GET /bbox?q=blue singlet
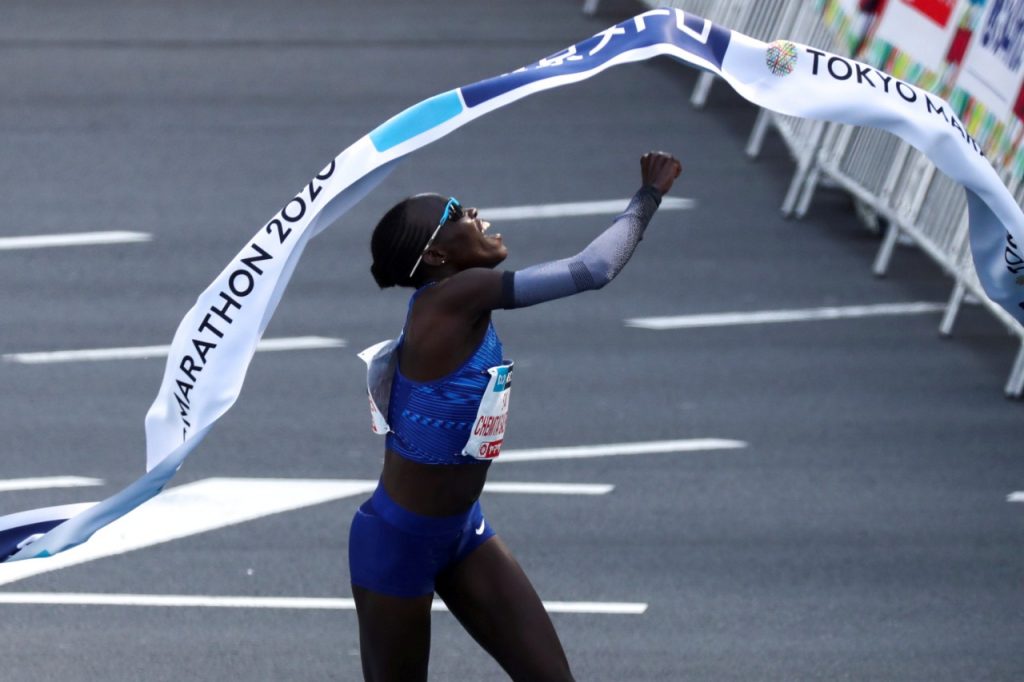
[385,287,504,465]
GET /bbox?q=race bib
[462,361,514,460]
[357,338,399,435]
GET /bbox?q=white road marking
[0,592,647,615]
[625,302,947,330]
[484,482,613,495]
[0,231,151,251]
[537,601,646,615]
[0,477,377,587]
[1008,492,1024,503]
[497,438,746,463]
[3,336,346,364]
[480,197,693,221]
[0,477,104,493]
[0,477,615,586]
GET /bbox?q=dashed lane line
[3,336,346,364]
[483,482,613,494]
[480,197,694,221]
[0,477,103,493]
[498,438,746,462]
[0,231,151,251]
[625,302,947,330]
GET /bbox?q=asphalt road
[0,1,1022,680]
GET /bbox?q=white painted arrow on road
[0,477,612,587]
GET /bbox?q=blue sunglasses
[408,197,463,278]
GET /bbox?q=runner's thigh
[435,536,574,682]
[352,584,433,682]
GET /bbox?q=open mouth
[480,220,501,241]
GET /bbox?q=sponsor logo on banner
[805,48,984,156]
[766,41,798,76]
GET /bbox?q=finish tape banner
[2,9,1022,562]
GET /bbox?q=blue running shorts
[349,485,496,597]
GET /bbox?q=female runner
[352,151,682,681]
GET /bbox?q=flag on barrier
[2,8,1023,563]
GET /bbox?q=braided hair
[370,194,446,288]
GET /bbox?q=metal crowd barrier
[941,173,1024,396]
[782,92,1024,396]
[584,0,1024,396]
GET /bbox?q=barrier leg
[854,198,882,234]
[938,281,966,336]
[746,109,771,159]
[781,122,825,217]
[1005,341,1024,398]
[873,221,902,277]
[690,72,715,109]
[794,164,821,218]
[582,0,600,15]
[782,166,808,217]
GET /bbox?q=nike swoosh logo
[475,519,486,535]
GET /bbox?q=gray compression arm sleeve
[502,185,662,309]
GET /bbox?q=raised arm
[503,151,682,310]
[505,181,662,309]
[425,152,681,315]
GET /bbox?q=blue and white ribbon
[2,9,1022,562]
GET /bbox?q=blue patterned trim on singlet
[385,286,504,465]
